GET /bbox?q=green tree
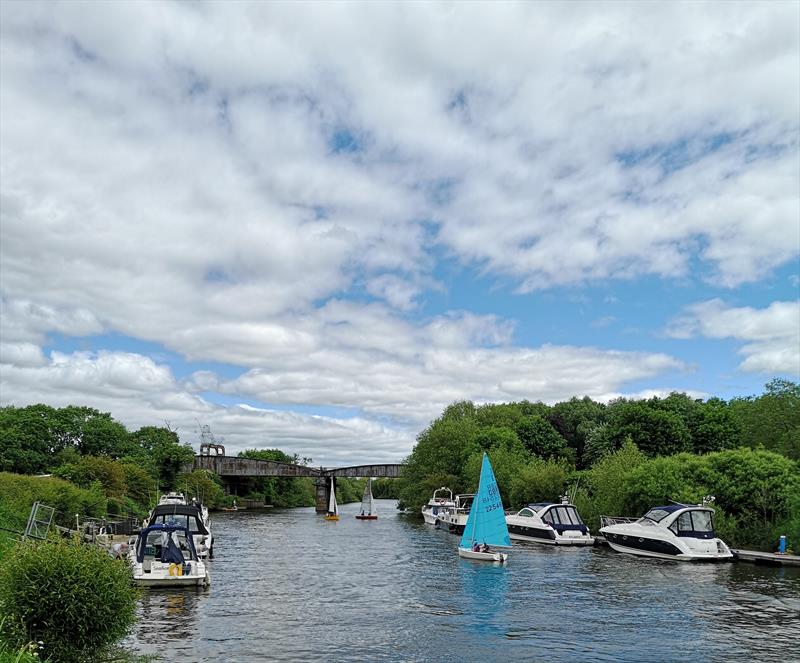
[52,456,127,498]
[515,415,571,461]
[730,379,800,460]
[510,459,569,509]
[548,396,606,467]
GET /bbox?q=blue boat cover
[460,453,511,549]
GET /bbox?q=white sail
[327,477,338,515]
[360,478,375,516]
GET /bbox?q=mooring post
[314,476,329,513]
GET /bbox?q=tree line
[397,379,800,551]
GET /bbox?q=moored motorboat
[144,502,213,558]
[600,499,733,561]
[505,499,594,546]
[129,524,210,587]
[421,487,455,525]
[437,494,474,534]
[158,491,187,505]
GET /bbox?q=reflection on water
[125,500,800,662]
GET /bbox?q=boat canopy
[539,504,589,534]
[135,524,199,563]
[148,505,209,534]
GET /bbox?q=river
[125,499,800,662]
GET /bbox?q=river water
[125,499,800,662]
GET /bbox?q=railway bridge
[189,454,403,513]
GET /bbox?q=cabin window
[543,510,556,525]
[689,510,714,532]
[518,509,534,518]
[643,509,671,522]
[677,512,693,532]
[555,507,575,525]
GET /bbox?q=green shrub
[509,459,569,509]
[0,538,138,662]
[0,473,107,530]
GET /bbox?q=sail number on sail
[482,482,503,511]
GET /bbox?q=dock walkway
[732,549,800,567]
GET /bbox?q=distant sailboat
[458,453,511,562]
[324,477,339,521]
[355,478,378,520]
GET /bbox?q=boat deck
[732,549,800,567]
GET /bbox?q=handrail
[599,515,638,528]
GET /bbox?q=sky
[0,1,798,467]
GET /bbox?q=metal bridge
[188,455,403,512]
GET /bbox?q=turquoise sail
[459,453,511,549]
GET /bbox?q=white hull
[509,532,594,546]
[422,511,438,525]
[605,539,733,561]
[458,547,507,563]
[133,574,210,587]
[132,562,210,587]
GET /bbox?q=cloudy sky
[1,1,798,466]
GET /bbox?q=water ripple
[125,500,800,662]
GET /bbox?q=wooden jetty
[732,549,800,567]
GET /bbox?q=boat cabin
[640,505,717,540]
[135,524,200,565]
[146,504,210,536]
[518,502,590,535]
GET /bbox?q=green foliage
[371,478,399,499]
[548,396,606,467]
[176,470,225,508]
[573,439,647,530]
[0,538,138,662]
[730,378,800,460]
[509,459,569,509]
[515,415,571,462]
[53,456,127,498]
[0,473,107,530]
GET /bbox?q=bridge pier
[315,476,335,513]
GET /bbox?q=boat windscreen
[642,508,672,523]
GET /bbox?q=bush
[509,459,569,509]
[0,538,138,662]
[0,473,107,530]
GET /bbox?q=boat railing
[599,515,638,529]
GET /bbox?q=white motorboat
[600,500,733,561]
[421,487,455,525]
[144,502,214,558]
[437,494,474,534]
[158,491,187,505]
[129,524,210,587]
[505,500,594,546]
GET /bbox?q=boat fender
[168,563,184,577]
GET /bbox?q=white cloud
[0,2,796,462]
[667,299,800,374]
[0,348,412,465]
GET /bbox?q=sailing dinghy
[458,453,511,563]
[355,478,378,520]
[324,477,339,521]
